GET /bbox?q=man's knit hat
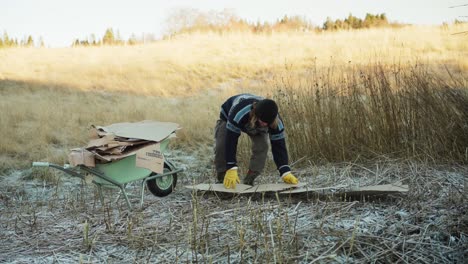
[255,99,278,124]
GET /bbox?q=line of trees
[70,11,423,47]
[72,28,122,46]
[163,9,403,37]
[164,8,316,36]
[0,32,44,48]
[323,13,395,30]
[2,10,464,48]
[0,28,155,48]
[72,28,158,47]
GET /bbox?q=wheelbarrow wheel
[146,162,177,197]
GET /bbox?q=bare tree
[164,8,200,36]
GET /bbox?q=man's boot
[216,171,225,184]
[243,170,260,186]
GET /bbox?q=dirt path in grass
[0,151,466,263]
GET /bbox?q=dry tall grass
[274,63,468,164]
[0,24,467,170]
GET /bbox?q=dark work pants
[214,119,269,175]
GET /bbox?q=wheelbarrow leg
[140,179,147,208]
[97,184,105,206]
[119,185,133,211]
[114,184,127,204]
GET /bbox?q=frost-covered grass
[1,157,466,263]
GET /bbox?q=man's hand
[223,168,240,189]
[282,172,298,184]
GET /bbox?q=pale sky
[1,0,466,47]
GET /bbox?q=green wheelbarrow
[32,138,183,210]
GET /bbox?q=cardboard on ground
[185,184,254,193]
[340,182,409,196]
[185,183,306,193]
[279,184,348,194]
[186,182,408,196]
[279,182,408,195]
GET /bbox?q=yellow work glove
[223,167,240,189]
[282,172,298,184]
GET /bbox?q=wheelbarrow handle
[32,162,50,167]
[32,162,73,169]
[32,162,86,181]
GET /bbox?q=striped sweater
[219,94,291,176]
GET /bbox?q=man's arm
[269,117,291,175]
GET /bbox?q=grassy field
[0,24,467,263]
[0,24,467,171]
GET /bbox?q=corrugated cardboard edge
[93,120,180,142]
[68,148,96,167]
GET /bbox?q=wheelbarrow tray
[92,154,151,185]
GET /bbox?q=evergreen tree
[3,31,11,47]
[102,28,115,45]
[323,17,335,30]
[324,13,392,31]
[26,35,34,46]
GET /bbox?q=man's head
[255,99,278,125]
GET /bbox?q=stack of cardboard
[68,120,180,173]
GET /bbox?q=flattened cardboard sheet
[344,182,409,196]
[94,120,180,142]
[280,184,347,194]
[242,183,306,193]
[186,182,409,196]
[279,182,408,195]
[86,135,115,149]
[98,142,155,161]
[185,183,306,193]
[185,184,253,193]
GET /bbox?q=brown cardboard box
[68,148,96,167]
[135,143,164,174]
